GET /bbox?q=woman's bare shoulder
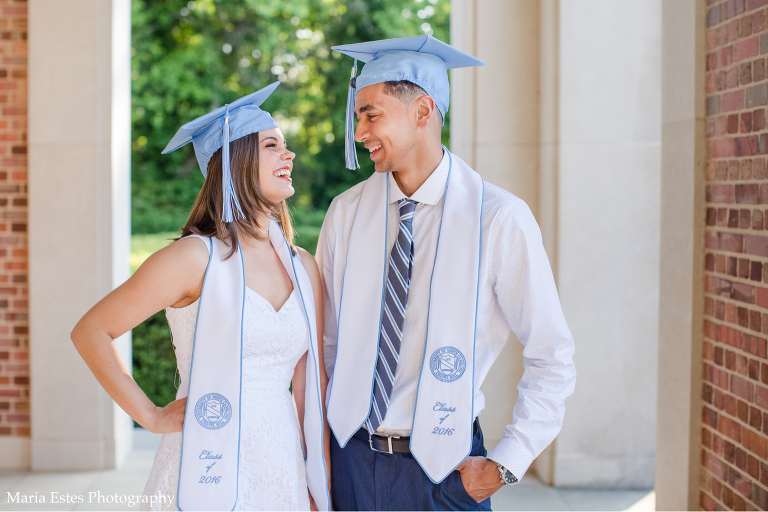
[296,247,320,282]
[134,235,210,282]
[172,235,211,259]
[296,247,318,270]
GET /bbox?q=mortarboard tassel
[221,105,245,223]
[344,59,359,171]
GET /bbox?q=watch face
[503,470,517,485]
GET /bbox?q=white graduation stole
[327,150,484,483]
[177,221,331,511]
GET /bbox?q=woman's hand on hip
[146,397,187,433]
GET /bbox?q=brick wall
[703,0,768,509]
[0,0,28,438]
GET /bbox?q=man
[316,35,576,511]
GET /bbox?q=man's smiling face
[353,82,418,174]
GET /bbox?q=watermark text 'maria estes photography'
[6,490,174,508]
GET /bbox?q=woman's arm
[298,248,332,502]
[70,236,210,433]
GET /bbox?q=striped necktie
[368,198,417,433]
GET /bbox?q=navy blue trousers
[330,423,492,511]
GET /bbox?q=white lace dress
[141,287,311,511]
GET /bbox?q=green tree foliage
[131,0,450,409]
[131,0,450,234]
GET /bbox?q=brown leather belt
[353,419,480,455]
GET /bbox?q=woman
[70,82,331,511]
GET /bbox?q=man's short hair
[383,80,443,124]
[383,80,427,104]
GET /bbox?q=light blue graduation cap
[331,35,485,170]
[162,81,281,223]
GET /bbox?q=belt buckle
[368,432,399,454]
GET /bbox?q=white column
[451,0,540,452]
[28,0,132,470]
[452,0,662,487]
[532,0,560,483]
[552,0,661,488]
[656,0,706,509]
[452,0,541,212]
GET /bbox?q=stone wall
[702,0,768,509]
[0,0,28,440]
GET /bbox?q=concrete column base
[552,454,656,489]
[0,437,30,470]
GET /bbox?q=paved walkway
[1,429,654,511]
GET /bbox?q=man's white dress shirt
[316,150,576,479]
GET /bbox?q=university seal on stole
[429,347,466,382]
[194,393,232,430]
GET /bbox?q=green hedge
[132,311,177,411]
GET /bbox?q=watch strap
[492,461,518,486]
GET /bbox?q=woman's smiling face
[257,128,296,203]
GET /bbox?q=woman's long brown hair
[180,132,296,259]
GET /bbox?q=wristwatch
[493,461,518,486]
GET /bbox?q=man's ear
[415,95,438,128]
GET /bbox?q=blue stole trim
[279,230,332,510]
[175,237,215,510]
[177,230,330,510]
[176,237,245,510]
[177,238,244,511]
[327,174,390,447]
[409,149,484,482]
[327,148,484,483]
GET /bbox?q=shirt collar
[388,149,450,206]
